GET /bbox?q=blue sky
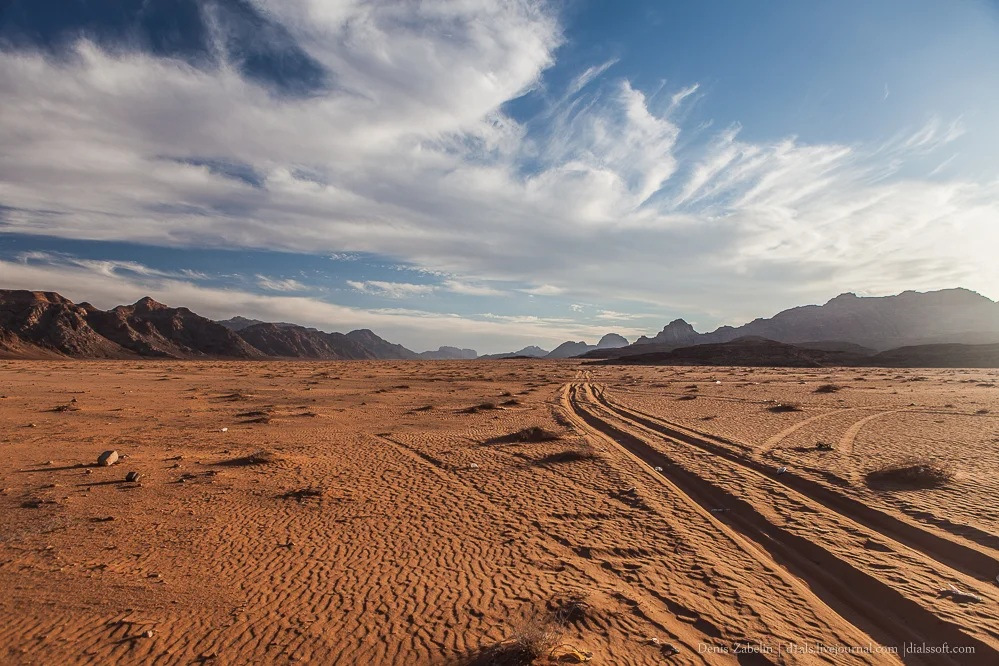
[1,1,997,353]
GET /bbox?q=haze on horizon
[1,0,998,353]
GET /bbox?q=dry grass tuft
[278,487,325,502]
[865,458,954,490]
[512,427,560,442]
[767,401,802,413]
[535,449,599,465]
[219,449,282,467]
[814,384,842,393]
[460,402,499,414]
[465,611,565,665]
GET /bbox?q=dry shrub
[552,591,590,624]
[515,427,560,442]
[460,402,499,414]
[814,384,842,394]
[676,395,697,401]
[279,487,324,502]
[865,458,954,490]
[536,449,598,465]
[466,612,564,665]
[219,450,281,467]
[767,402,802,413]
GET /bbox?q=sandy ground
[0,360,996,665]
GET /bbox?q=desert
[1,359,997,664]
[3,1,999,664]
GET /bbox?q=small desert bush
[865,458,954,490]
[814,384,842,394]
[767,402,802,413]
[536,448,599,465]
[512,427,560,442]
[677,395,697,401]
[219,449,282,466]
[468,612,564,665]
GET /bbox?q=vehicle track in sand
[594,383,999,581]
[564,377,998,664]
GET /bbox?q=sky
[1,0,998,354]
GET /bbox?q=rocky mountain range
[0,290,417,360]
[589,288,999,359]
[4,287,998,365]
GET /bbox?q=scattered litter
[939,584,982,603]
[715,380,721,385]
[776,466,788,475]
[648,638,679,655]
[653,466,663,472]
[549,643,593,663]
[97,450,119,466]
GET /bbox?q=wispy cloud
[346,280,435,299]
[256,275,307,292]
[566,58,618,96]
[519,284,565,296]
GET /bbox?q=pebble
[143,630,154,638]
[125,471,141,483]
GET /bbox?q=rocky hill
[344,329,419,360]
[0,291,260,359]
[477,346,549,360]
[0,290,420,360]
[598,337,867,367]
[545,334,630,358]
[235,323,375,359]
[418,346,478,360]
[0,291,130,358]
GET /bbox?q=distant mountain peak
[597,333,629,348]
[133,296,167,311]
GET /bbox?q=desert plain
[0,360,997,665]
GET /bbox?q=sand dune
[0,360,996,664]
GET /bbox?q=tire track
[838,409,910,456]
[568,381,998,664]
[596,386,999,582]
[559,384,903,664]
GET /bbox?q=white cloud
[596,310,647,321]
[441,280,506,296]
[519,284,565,296]
[256,275,307,292]
[0,0,996,332]
[346,280,436,299]
[566,58,618,96]
[0,254,643,353]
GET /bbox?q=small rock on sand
[125,471,141,483]
[98,450,119,466]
